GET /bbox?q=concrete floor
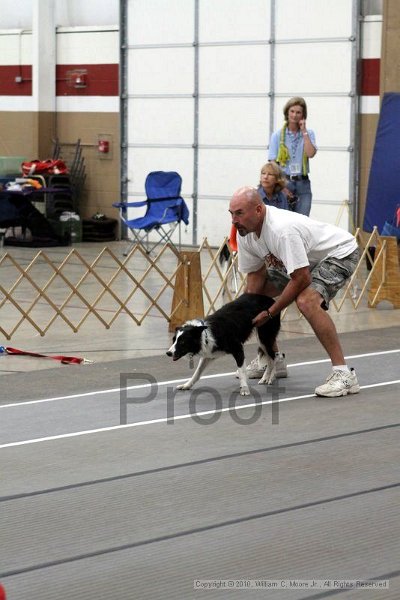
[0,241,399,599]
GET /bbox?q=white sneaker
[275,353,288,378]
[238,353,288,379]
[315,368,360,398]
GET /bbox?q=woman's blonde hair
[283,96,307,121]
[260,162,286,192]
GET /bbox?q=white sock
[333,365,350,373]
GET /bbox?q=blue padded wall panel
[363,93,400,233]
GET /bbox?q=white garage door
[121,0,358,246]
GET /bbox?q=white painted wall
[0,0,118,28]
[0,26,119,112]
[360,15,382,115]
[0,30,31,64]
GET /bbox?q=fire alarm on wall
[98,139,109,153]
[97,134,112,159]
[73,72,87,88]
[66,69,88,89]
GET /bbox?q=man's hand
[252,310,270,327]
[282,186,297,201]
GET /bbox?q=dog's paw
[258,371,276,385]
[176,382,193,391]
[240,386,251,396]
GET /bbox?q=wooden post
[169,251,204,331]
[368,236,400,308]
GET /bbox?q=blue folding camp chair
[113,171,189,255]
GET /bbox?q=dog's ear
[189,323,207,337]
[191,324,207,332]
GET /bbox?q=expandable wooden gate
[0,229,398,340]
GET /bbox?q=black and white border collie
[166,293,281,396]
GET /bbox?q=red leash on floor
[0,346,92,364]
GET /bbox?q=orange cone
[228,224,238,252]
[0,583,6,600]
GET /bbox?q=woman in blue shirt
[268,96,317,216]
[257,162,293,211]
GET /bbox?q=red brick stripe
[0,64,118,96]
[360,58,380,96]
[0,65,32,95]
[56,64,118,96]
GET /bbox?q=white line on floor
[0,348,399,409]
[0,380,399,449]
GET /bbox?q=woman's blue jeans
[286,178,312,216]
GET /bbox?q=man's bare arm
[246,266,281,297]
[252,266,311,326]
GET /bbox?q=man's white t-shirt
[237,205,358,276]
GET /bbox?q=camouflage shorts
[310,249,360,309]
[267,248,360,310]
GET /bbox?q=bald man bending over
[229,186,360,397]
